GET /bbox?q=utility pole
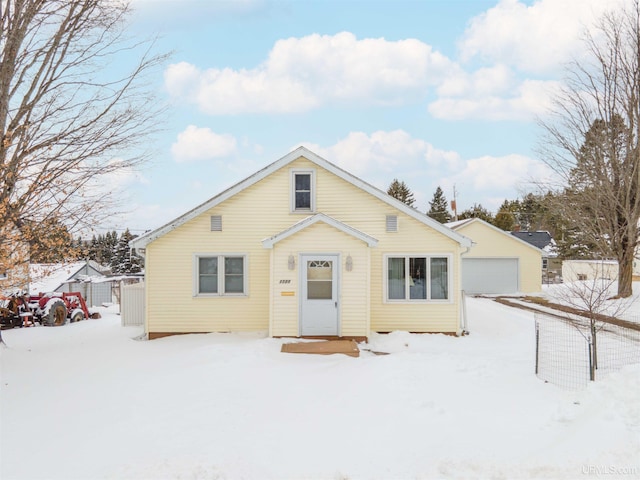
[451,185,458,221]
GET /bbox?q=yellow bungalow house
[131,147,473,340]
[447,218,545,294]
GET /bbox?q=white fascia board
[453,218,547,255]
[130,147,310,250]
[300,150,473,248]
[262,213,378,248]
[131,146,472,250]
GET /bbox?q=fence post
[591,322,598,371]
[535,320,539,376]
[588,336,595,382]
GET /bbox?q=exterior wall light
[345,254,353,272]
[288,254,296,270]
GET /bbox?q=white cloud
[441,153,554,211]
[429,77,561,121]
[459,0,624,74]
[131,0,270,26]
[164,32,457,114]
[298,130,462,208]
[103,158,149,187]
[299,130,553,212]
[171,125,237,162]
[301,129,460,180]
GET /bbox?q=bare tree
[0,0,166,286]
[539,0,640,298]
[551,262,632,379]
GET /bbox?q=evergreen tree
[85,231,118,267]
[458,203,494,223]
[494,199,519,231]
[387,179,416,207]
[110,230,142,274]
[426,186,451,223]
[24,218,76,263]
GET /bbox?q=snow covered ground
[1,296,639,480]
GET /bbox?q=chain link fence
[535,312,640,390]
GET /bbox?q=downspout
[459,245,472,335]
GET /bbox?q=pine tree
[494,199,519,231]
[110,230,142,274]
[387,179,416,207]
[24,218,76,263]
[458,203,494,223]
[426,186,451,223]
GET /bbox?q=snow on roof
[444,218,474,229]
[29,262,100,294]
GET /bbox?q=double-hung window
[386,255,450,301]
[291,170,315,212]
[195,254,247,296]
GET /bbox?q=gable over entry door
[300,254,339,336]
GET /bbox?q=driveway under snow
[1,297,639,479]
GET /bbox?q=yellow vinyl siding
[144,155,463,335]
[456,221,542,293]
[270,222,370,337]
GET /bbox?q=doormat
[281,339,360,357]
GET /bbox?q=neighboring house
[511,230,562,283]
[130,147,473,340]
[447,218,545,294]
[29,261,112,306]
[562,259,619,283]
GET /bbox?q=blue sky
[111,0,621,234]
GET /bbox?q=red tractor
[0,291,101,329]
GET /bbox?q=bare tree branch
[1,0,168,292]
[538,0,640,298]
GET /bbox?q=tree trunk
[617,247,635,298]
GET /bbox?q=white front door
[300,254,339,336]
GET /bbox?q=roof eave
[132,146,472,249]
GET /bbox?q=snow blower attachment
[0,291,100,329]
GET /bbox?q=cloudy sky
[114,0,621,234]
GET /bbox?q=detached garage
[461,257,519,294]
[447,218,545,294]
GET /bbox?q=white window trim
[290,168,316,213]
[383,253,453,304]
[193,253,248,297]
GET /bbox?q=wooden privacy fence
[120,281,145,327]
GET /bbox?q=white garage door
[462,258,519,294]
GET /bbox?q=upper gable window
[291,169,315,212]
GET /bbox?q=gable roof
[262,213,378,248]
[511,231,553,249]
[29,261,106,294]
[131,146,472,250]
[446,218,547,256]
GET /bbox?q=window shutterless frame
[193,253,248,297]
[383,254,453,303]
[290,168,316,213]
